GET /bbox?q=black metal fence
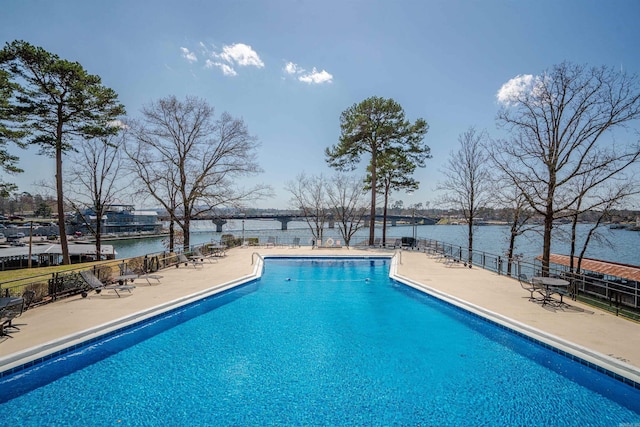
[414,238,639,318]
[0,246,209,307]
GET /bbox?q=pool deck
[1,247,639,381]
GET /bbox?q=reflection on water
[111,220,640,266]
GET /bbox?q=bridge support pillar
[328,219,335,228]
[212,219,227,232]
[277,217,292,231]
[390,219,397,226]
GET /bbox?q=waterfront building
[0,241,116,270]
[73,204,162,235]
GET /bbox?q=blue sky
[2,0,640,209]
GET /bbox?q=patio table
[532,277,570,306]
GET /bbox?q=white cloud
[107,119,127,129]
[496,74,534,105]
[184,42,263,77]
[180,47,198,63]
[299,68,333,84]
[219,43,264,68]
[205,59,237,76]
[283,61,333,84]
[284,61,302,75]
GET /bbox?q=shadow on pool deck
[1,247,639,377]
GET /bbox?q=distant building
[0,242,116,269]
[73,204,162,235]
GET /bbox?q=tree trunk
[542,210,553,276]
[467,217,473,267]
[56,122,70,265]
[506,209,519,276]
[506,232,516,276]
[382,187,389,246]
[369,147,377,245]
[169,221,175,253]
[95,211,102,260]
[183,218,190,252]
[569,214,578,273]
[542,170,556,276]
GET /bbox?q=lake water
[111,220,640,267]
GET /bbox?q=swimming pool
[1,257,639,425]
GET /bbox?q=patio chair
[79,270,135,298]
[289,237,301,248]
[0,296,25,337]
[265,236,276,248]
[518,274,537,301]
[178,253,204,269]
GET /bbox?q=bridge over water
[166,213,439,232]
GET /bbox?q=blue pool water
[1,258,639,426]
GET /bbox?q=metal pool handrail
[252,252,264,265]
[394,250,402,265]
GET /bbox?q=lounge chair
[178,253,204,268]
[79,270,135,298]
[194,247,217,263]
[138,272,163,285]
[113,263,138,285]
[207,242,227,257]
[265,236,276,248]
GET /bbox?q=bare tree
[65,132,125,259]
[124,95,269,251]
[326,174,369,247]
[437,127,492,266]
[567,174,639,273]
[493,62,640,274]
[494,181,536,275]
[286,173,330,245]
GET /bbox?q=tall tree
[325,96,429,245]
[368,147,425,246]
[493,62,640,274]
[0,40,125,264]
[437,127,491,267]
[66,132,125,259]
[124,95,268,251]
